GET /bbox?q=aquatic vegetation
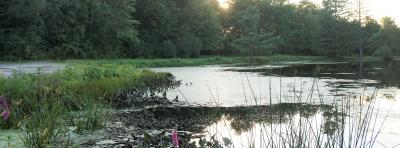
[66,55,326,68]
[0,63,181,147]
[98,75,387,148]
[18,100,68,148]
[66,103,108,134]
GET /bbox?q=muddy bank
[78,103,341,147]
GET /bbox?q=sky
[217,0,400,25]
[289,0,400,25]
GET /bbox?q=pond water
[0,61,64,77]
[0,130,23,147]
[151,60,400,147]
[1,60,399,147]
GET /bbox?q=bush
[373,46,394,60]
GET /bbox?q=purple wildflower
[0,96,10,121]
[1,111,9,121]
[0,96,8,109]
[172,130,179,148]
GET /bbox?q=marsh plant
[0,63,181,147]
[18,100,68,147]
[66,103,108,133]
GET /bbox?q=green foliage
[371,17,400,55]
[0,63,181,132]
[1,0,139,60]
[66,55,325,68]
[135,0,222,58]
[1,0,399,59]
[373,46,394,60]
[66,103,107,133]
[18,100,69,148]
[322,0,350,18]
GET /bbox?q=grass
[62,54,400,68]
[0,63,180,147]
[64,55,327,68]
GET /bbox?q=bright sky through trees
[217,0,231,9]
[290,0,400,24]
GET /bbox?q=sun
[217,0,230,9]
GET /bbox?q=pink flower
[1,111,10,121]
[172,130,179,148]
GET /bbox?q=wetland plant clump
[111,89,171,108]
[0,63,181,147]
[80,104,344,147]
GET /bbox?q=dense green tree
[0,0,44,60]
[363,17,381,55]
[372,17,400,54]
[296,0,322,55]
[319,0,360,57]
[135,0,222,58]
[1,0,139,60]
[233,5,279,58]
[259,4,299,54]
[353,0,368,56]
[0,0,398,60]
[322,0,350,18]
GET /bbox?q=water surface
[0,61,64,77]
[152,60,400,147]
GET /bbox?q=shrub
[373,46,394,60]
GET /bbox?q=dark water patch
[227,60,400,88]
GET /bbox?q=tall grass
[18,100,68,147]
[0,63,180,147]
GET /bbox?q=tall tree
[322,0,350,18]
[354,0,368,56]
[363,17,381,54]
[296,0,322,55]
[379,17,400,54]
[233,5,279,63]
[0,0,44,60]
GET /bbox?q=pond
[1,60,399,147]
[0,61,64,77]
[151,60,400,147]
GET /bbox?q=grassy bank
[64,55,397,68]
[2,55,391,68]
[65,55,328,68]
[0,63,180,147]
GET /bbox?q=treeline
[1,0,400,60]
